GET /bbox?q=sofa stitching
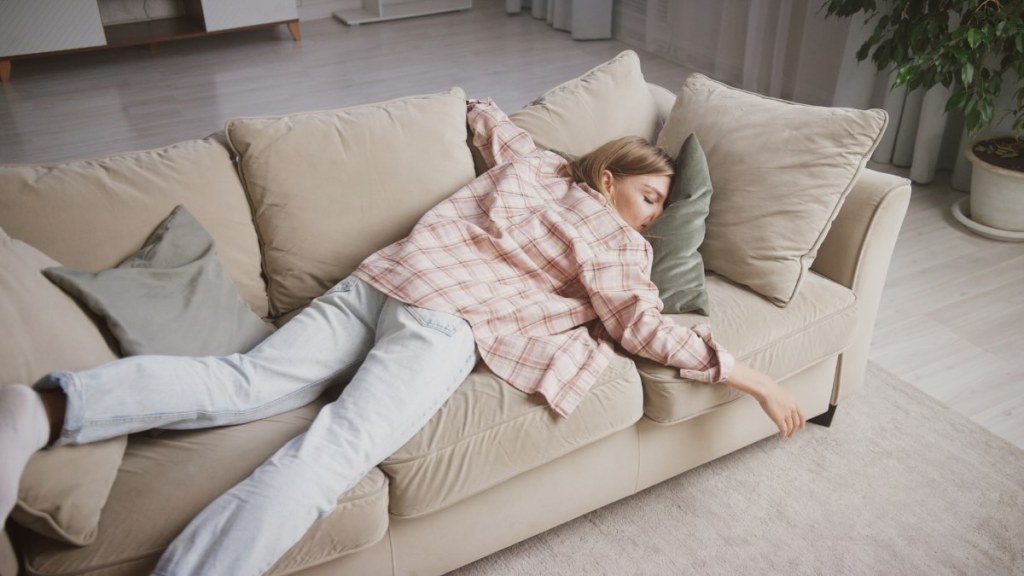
[636,282,858,382]
[382,355,635,465]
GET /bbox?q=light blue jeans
[36,276,477,576]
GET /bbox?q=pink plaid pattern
[356,99,733,416]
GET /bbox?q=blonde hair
[567,136,675,205]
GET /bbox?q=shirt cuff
[677,323,734,383]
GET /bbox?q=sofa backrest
[224,88,477,319]
[0,135,268,318]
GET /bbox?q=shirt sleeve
[467,98,537,168]
[579,246,734,383]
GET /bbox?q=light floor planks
[1,1,1021,448]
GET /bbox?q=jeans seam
[391,344,476,447]
[79,361,359,430]
[403,305,459,336]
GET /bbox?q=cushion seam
[388,403,642,519]
[636,284,857,381]
[384,358,634,465]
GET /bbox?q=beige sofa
[0,51,910,576]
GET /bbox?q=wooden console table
[0,0,300,83]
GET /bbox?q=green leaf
[961,61,975,86]
[856,44,871,63]
[966,108,982,134]
[968,28,982,49]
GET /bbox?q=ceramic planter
[952,142,1024,242]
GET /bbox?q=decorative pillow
[0,226,125,546]
[43,206,272,357]
[509,49,661,156]
[656,74,888,306]
[0,135,268,318]
[645,133,713,316]
[225,88,476,318]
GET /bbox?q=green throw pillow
[646,133,713,316]
[43,206,272,357]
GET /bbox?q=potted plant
[824,0,1024,240]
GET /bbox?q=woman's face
[603,171,671,232]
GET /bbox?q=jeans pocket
[403,305,465,337]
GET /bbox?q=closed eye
[643,184,667,205]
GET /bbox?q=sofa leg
[809,403,838,428]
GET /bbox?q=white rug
[449,363,1024,576]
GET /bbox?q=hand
[755,379,805,439]
[723,361,805,439]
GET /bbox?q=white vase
[952,144,1024,241]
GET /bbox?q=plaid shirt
[356,99,733,416]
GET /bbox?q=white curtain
[506,0,613,40]
[614,0,1022,191]
[615,0,849,105]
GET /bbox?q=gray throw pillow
[645,133,713,316]
[44,206,272,357]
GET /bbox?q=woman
[0,99,804,575]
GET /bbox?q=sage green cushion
[646,133,712,316]
[43,206,272,357]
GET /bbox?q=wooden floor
[1,1,1021,448]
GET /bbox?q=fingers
[781,413,795,439]
[778,405,804,439]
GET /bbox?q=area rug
[449,362,1024,576]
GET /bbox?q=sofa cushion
[225,88,477,318]
[0,135,268,318]
[638,272,857,424]
[645,133,713,316]
[43,206,273,357]
[21,398,390,576]
[656,73,887,306]
[381,352,642,518]
[0,226,125,546]
[509,50,661,156]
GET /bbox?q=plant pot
[952,138,1024,242]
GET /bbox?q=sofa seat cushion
[0,135,268,318]
[21,399,390,576]
[381,352,643,518]
[638,272,857,424]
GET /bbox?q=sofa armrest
[811,168,911,403]
[648,79,910,403]
[0,528,17,576]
